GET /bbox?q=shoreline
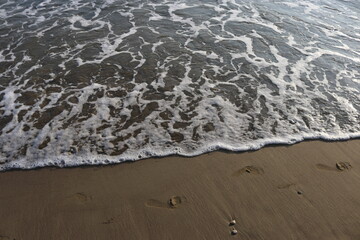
[0,139,359,239]
[1,134,360,171]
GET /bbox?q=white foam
[0,9,6,18]
[1,132,359,171]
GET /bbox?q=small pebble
[229,219,236,226]
[231,228,238,235]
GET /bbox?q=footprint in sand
[232,166,264,176]
[66,192,93,204]
[102,215,121,225]
[145,196,187,209]
[74,192,92,203]
[316,162,352,172]
[277,183,302,194]
[277,183,305,197]
[277,183,296,190]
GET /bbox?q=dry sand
[0,139,359,240]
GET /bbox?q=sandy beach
[0,139,359,240]
[1,1,359,239]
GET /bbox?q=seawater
[0,0,359,170]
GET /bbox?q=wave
[0,0,359,170]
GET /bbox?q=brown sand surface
[0,140,359,240]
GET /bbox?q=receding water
[0,0,359,170]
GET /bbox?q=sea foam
[0,0,359,170]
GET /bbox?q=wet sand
[0,139,359,240]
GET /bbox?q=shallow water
[0,0,359,170]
